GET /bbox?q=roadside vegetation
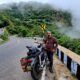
[0,29,9,44]
[0,2,80,55]
[1,29,9,40]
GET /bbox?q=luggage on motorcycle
[20,57,32,72]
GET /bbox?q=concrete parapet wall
[57,45,80,80]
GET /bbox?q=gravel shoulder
[54,56,77,80]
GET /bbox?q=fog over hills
[0,0,80,38]
[50,0,80,38]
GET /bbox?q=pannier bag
[20,57,32,72]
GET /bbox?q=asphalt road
[0,36,37,80]
[0,36,56,80]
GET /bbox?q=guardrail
[57,45,80,80]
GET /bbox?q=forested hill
[0,2,72,29]
[0,2,80,55]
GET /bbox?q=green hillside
[0,2,80,55]
[0,2,72,35]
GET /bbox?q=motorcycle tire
[31,61,42,80]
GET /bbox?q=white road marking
[41,66,46,80]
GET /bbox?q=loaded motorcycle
[20,43,49,80]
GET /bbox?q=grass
[0,38,9,45]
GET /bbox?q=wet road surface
[0,36,56,80]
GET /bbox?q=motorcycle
[20,43,48,80]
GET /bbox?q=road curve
[0,37,35,80]
[0,36,57,80]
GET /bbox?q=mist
[49,0,80,38]
[0,0,80,38]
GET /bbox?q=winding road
[0,36,56,80]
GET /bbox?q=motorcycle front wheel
[31,61,42,80]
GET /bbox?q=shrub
[58,35,71,47]
[1,29,9,40]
